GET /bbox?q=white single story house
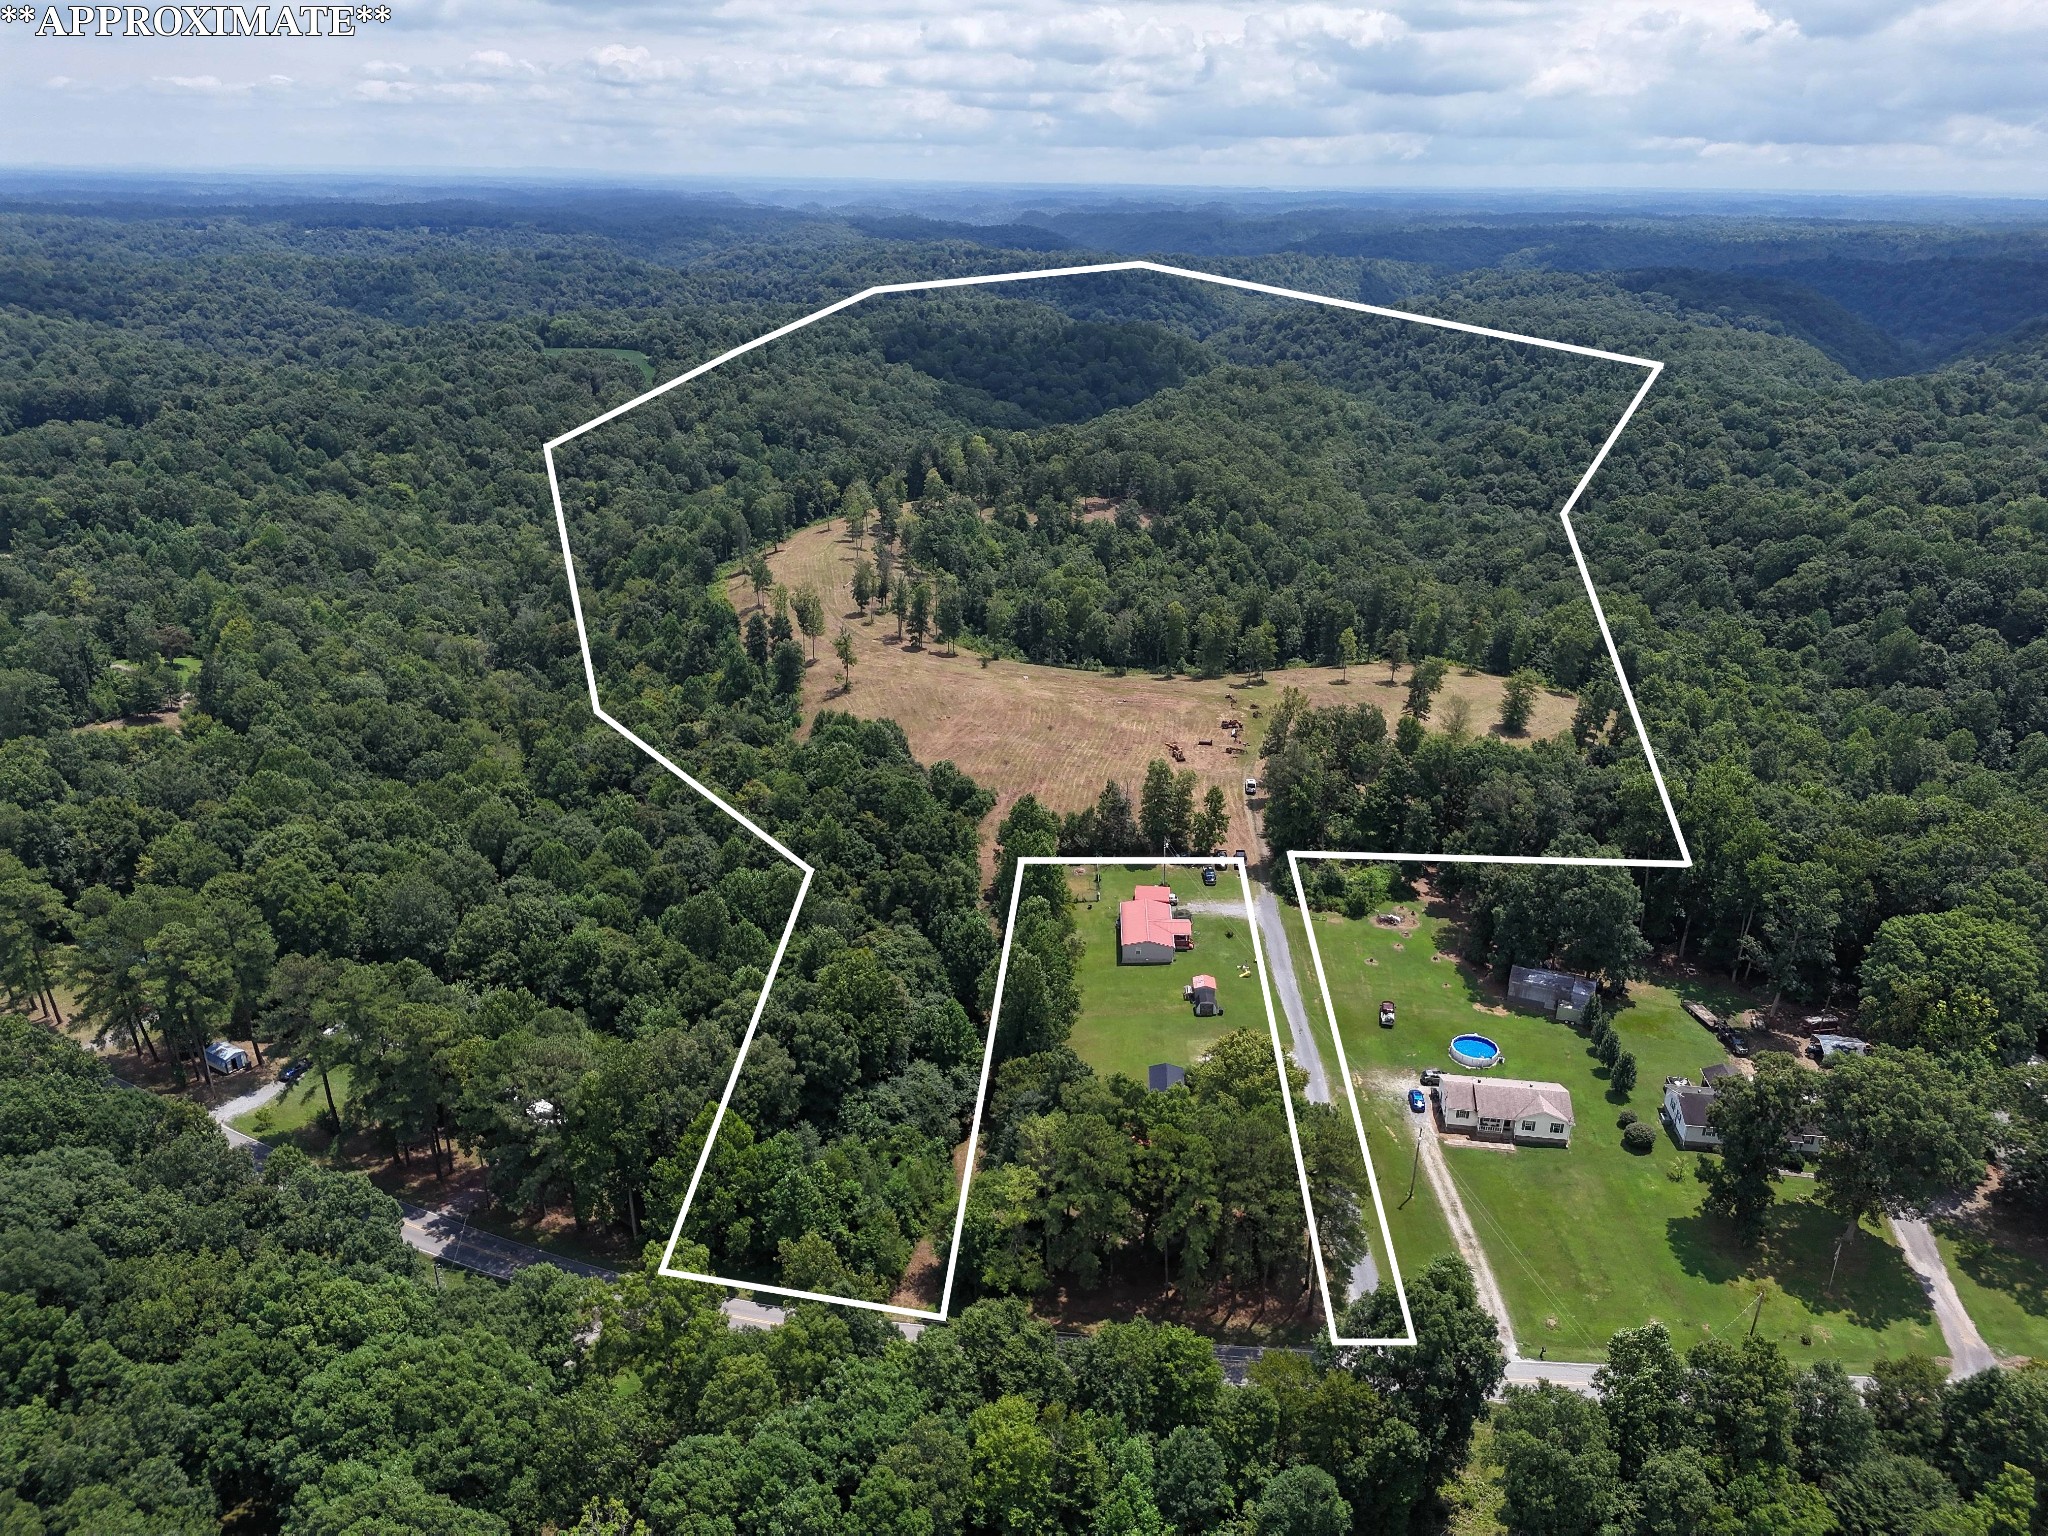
[1664,1075,1827,1160]
[1435,1075,1573,1145]
[205,1041,252,1074]
[1663,1077,1720,1150]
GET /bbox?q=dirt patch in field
[739,522,1578,877]
[76,693,192,732]
[891,1240,944,1311]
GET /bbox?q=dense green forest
[8,1014,2045,1534]
[1,187,2046,1531]
[947,841,1368,1320]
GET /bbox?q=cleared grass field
[1936,1221,2048,1364]
[739,522,1581,876]
[1276,900,1461,1282]
[1296,889,1944,1367]
[1064,864,1262,1084]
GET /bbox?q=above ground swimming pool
[1449,1033,1502,1068]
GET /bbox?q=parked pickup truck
[1378,1000,1397,1028]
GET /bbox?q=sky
[2,0,2045,195]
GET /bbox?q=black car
[279,1060,310,1086]
[1201,867,1218,887]
[1723,1031,1752,1058]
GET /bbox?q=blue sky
[3,0,2044,194]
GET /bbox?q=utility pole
[1403,1130,1421,1207]
[1748,1289,1765,1337]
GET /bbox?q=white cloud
[155,75,245,94]
[586,43,676,85]
[7,0,2048,191]
[466,48,542,78]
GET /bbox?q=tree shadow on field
[1941,1221,2048,1322]
[1667,1199,1931,1331]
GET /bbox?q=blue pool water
[1449,1033,1502,1068]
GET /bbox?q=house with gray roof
[1435,1075,1574,1145]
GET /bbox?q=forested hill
[0,186,2046,1531]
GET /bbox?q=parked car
[1723,1031,1752,1058]
[1244,777,1258,797]
[1408,1089,1427,1114]
[1378,1000,1397,1028]
[1201,867,1218,887]
[1419,1067,1441,1086]
[279,1060,309,1086]
[1233,848,1247,863]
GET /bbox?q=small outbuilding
[1148,1063,1187,1092]
[1507,965,1597,1022]
[205,1041,251,1075]
[1184,974,1222,1017]
[1814,1033,1869,1062]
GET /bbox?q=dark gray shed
[1507,965,1597,1021]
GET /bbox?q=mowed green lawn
[1278,900,1460,1284]
[232,1065,350,1144]
[1066,865,1264,1085]
[1290,889,1942,1368]
[1936,1223,2048,1364]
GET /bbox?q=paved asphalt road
[199,1045,1991,1387]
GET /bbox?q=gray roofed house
[1663,1075,1824,1159]
[1702,1063,1736,1085]
[1663,1077,1721,1150]
[1507,965,1597,1021]
[1434,1074,1573,1145]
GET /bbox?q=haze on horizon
[0,0,2044,198]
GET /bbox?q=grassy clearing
[231,1066,350,1144]
[1293,887,1942,1367]
[1935,1221,2048,1364]
[743,521,1576,878]
[1066,864,1260,1084]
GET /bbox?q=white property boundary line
[538,259,1687,1329]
